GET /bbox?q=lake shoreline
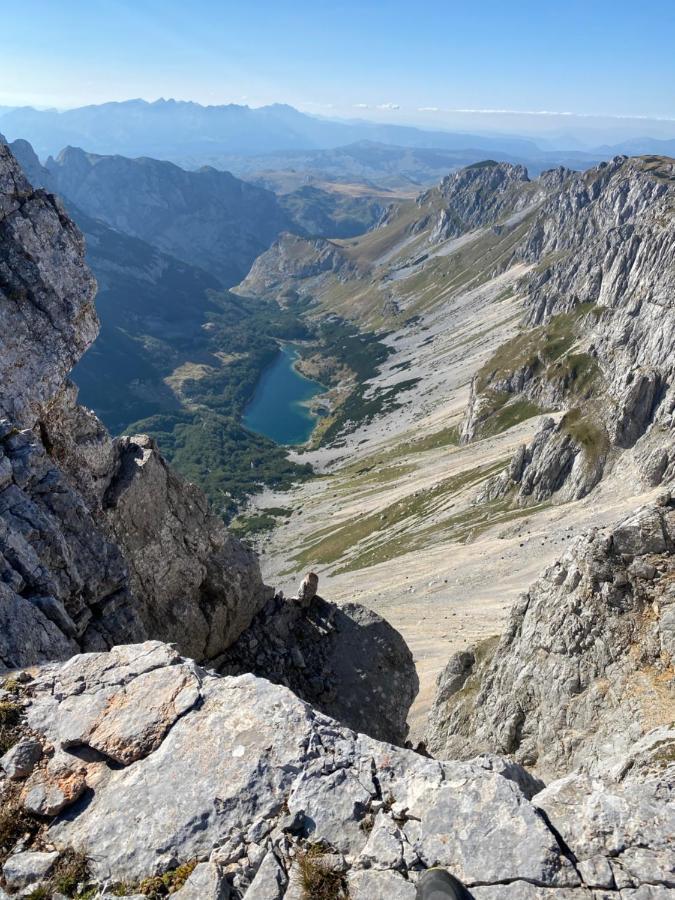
[243,342,326,446]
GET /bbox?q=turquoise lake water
[243,345,323,445]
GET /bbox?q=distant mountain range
[0,99,548,159]
[4,98,667,170]
[224,140,605,190]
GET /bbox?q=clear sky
[2,0,674,137]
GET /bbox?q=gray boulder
[217,593,419,744]
[2,850,59,889]
[0,739,42,780]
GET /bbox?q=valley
[5,127,674,750]
[1,64,674,894]
[234,156,675,737]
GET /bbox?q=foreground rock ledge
[1,642,673,899]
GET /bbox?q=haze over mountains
[0,98,564,159]
[3,98,673,185]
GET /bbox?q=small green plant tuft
[51,848,91,897]
[1,677,22,694]
[24,887,51,900]
[137,859,198,897]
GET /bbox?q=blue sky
[2,0,674,137]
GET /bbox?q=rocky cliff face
[0,142,270,669]
[463,156,675,504]
[44,146,296,286]
[235,231,358,301]
[427,498,675,781]
[1,642,672,898]
[414,161,539,243]
[217,592,419,745]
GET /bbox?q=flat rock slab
[4,643,672,898]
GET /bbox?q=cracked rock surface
[0,642,672,898]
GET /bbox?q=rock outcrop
[415,161,539,243]
[465,155,675,504]
[234,231,358,300]
[427,499,675,780]
[0,141,270,669]
[217,591,419,745]
[43,146,296,287]
[1,641,672,898]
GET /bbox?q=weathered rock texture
[2,642,672,898]
[427,499,675,781]
[217,593,419,745]
[0,143,98,429]
[464,156,675,504]
[236,231,358,300]
[44,146,295,287]
[0,141,269,669]
[414,161,539,242]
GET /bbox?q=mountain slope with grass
[242,156,675,736]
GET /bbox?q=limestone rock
[0,143,98,430]
[217,594,419,744]
[0,739,42,780]
[0,645,567,890]
[460,157,675,508]
[236,232,358,301]
[104,434,272,662]
[348,869,416,899]
[533,771,675,892]
[0,142,269,669]
[427,502,675,779]
[296,571,319,606]
[172,861,230,899]
[2,850,59,889]
[0,643,670,897]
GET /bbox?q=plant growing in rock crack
[135,859,198,897]
[0,699,22,754]
[50,848,91,897]
[24,888,51,900]
[0,795,41,864]
[297,845,348,900]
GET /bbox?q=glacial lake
[243,344,323,445]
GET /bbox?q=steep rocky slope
[467,156,675,505]
[427,498,675,779]
[0,141,270,668]
[240,157,675,736]
[0,140,419,746]
[7,137,313,515]
[43,146,295,286]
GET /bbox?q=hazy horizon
[3,0,674,148]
